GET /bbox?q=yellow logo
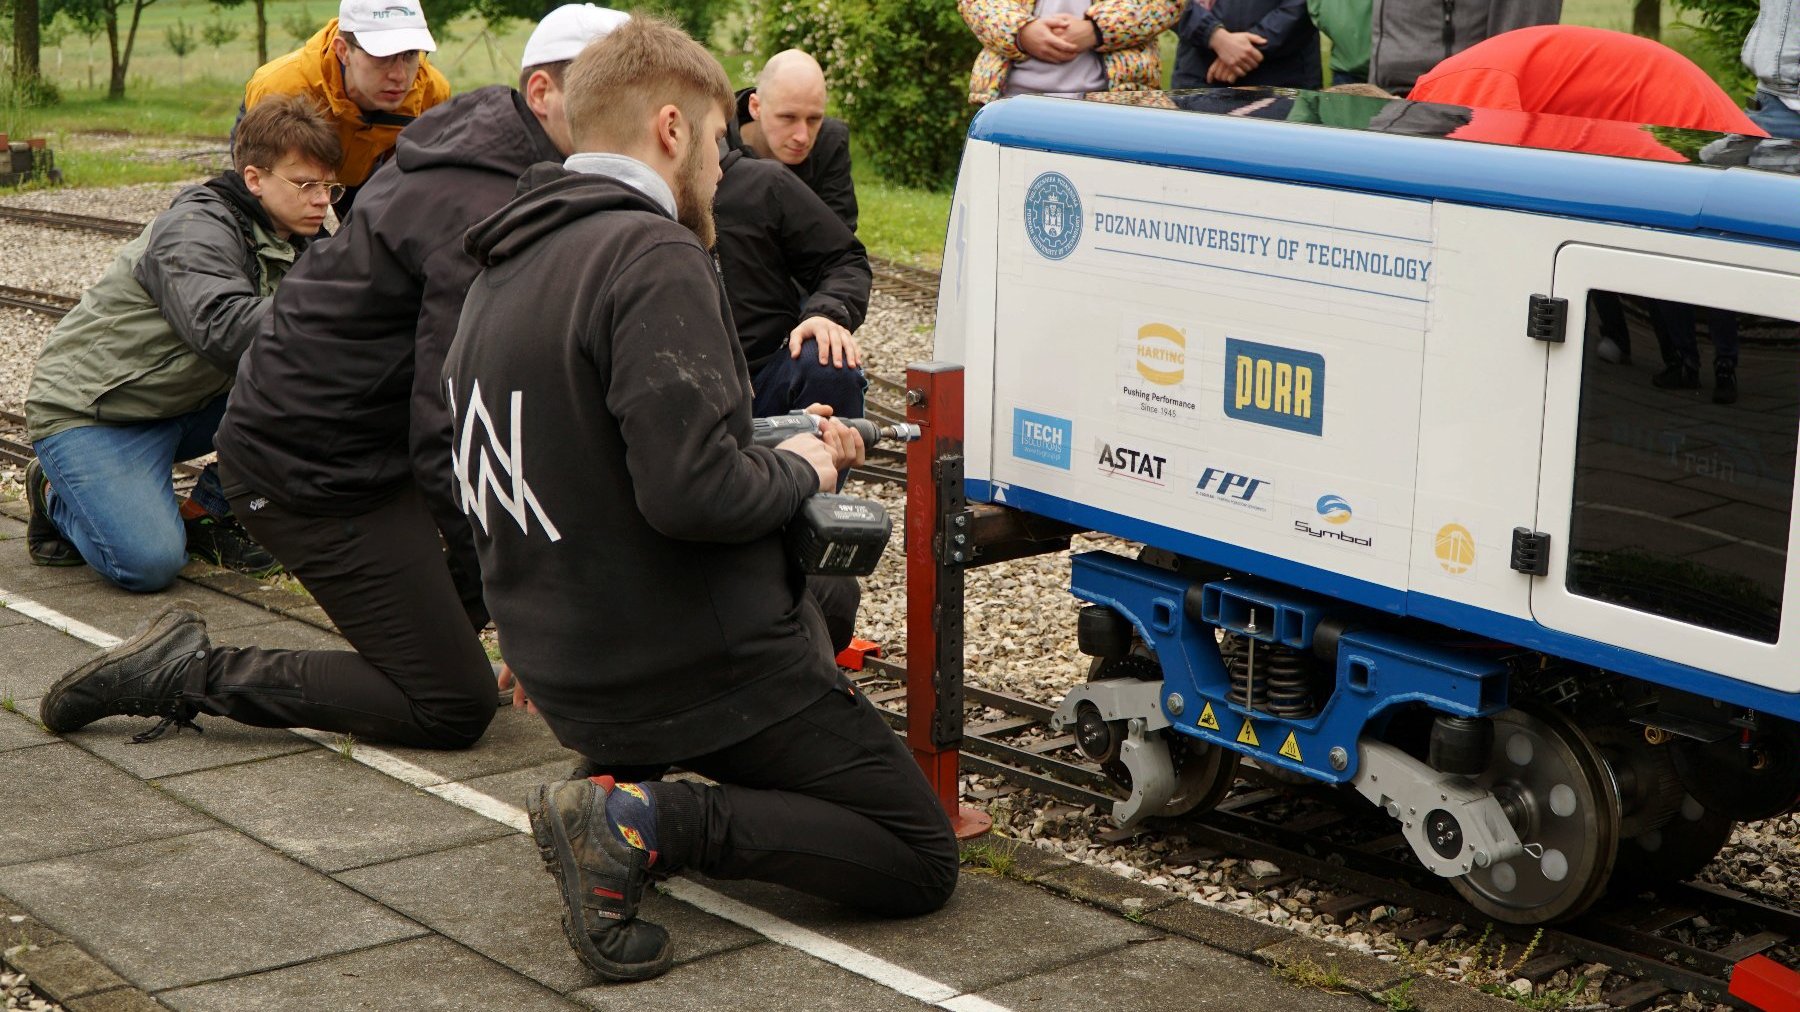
[1135,323,1186,386]
[1435,523,1476,575]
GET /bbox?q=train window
[1565,292,1799,643]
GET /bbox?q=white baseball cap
[338,0,437,57]
[521,4,630,71]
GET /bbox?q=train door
[1531,245,1800,691]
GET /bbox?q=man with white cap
[242,0,450,212]
[37,6,631,755]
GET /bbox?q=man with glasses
[242,0,449,215]
[23,95,341,592]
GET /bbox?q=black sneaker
[184,513,283,578]
[40,603,209,742]
[1714,363,1739,405]
[24,460,82,568]
[1652,362,1701,390]
[527,777,674,982]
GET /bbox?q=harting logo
[1097,442,1166,485]
[448,377,563,542]
[1224,338,1325,436]
[1135,323,1186,386]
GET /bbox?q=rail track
[849,653,1793,1009]
[0,284,76,318]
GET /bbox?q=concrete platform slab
[0,743,212,867]
[460,757,578,810]
[210,619,350,652]
[49,713,315,781]
[1141,895,1295,956]
[159,935,583,1011]
[0,707,51,752]
[377,703,575,783]
[40,580,278,635]
[338,834,760,994]
[0,620,110,701]
[973,935,1379,1011]
[571,940,933,1011]
[1035,860,1183,916]
[1388,973,1518,1012]
[691,869,1160,993]
[0,829,425,991]
[159,749,512,873]
[1257,936,1407,994]
[0,551,108,595]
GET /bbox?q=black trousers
[185,462,497,749]
[585,684,959,917]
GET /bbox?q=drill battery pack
[787,494,892,577]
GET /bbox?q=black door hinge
[1511,528,1551,576]
[1527,295,1568,343]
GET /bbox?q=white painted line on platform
[2,588,1016,1012]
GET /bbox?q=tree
[210,0,266,65]
[163,15,193,83]
[1633,0,1660,40]
[47,0,161,99]
[11,0,41,91]
[200,13,236,70]
[1670,0,1758,98]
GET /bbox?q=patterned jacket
[960,0,1181,104]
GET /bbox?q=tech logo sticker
[1117,321,1200,424]
[1011,409,1072,469]
[1224,338,1324,436]
[1024,171,1082,261]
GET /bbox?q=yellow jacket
[243,19,450,187]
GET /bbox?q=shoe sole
[527,784,673,982]
[24,460,83,568]
[40,602,195,734]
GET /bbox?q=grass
[960,838,1020,877]
[1272,955,1353,994]
[0,686,15,714]
[334,732,355,760]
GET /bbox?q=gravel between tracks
[1,183,1790,1012]
[0,968,62,1012]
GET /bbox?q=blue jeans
[750,351,867,420]
[1749,90,1800,140]
[33,395,229,593]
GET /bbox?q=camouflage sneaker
[184,513,283,578]
[40,603,209,743]
[24,460,82,568]
[527,777,674,982]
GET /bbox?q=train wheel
[1085,654,1238,819]
[1613,795,1735,889]
[1450,706,1621,923]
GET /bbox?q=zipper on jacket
[1442,0,1455,60]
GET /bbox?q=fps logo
[1224,338,1325,437]
[1012,408,1072,469]
[1024,172,1082,261]
[1194,467,1269,514]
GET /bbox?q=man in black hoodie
[35,9,627,751]
[444,18,958,983]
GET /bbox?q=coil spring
[1221,632,1317,718]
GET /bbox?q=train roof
[966,89,1800,248]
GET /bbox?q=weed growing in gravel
[1272,955,1351,994]
[0,686,15,714]
[1446,927,1591,1011]
[335,734,355,761]
[1376,977,1417,1011]
[961,839,1019,878]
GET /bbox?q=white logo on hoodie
[448,377,563,542]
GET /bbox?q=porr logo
[1224,338,1325,437]
[1135,323,1186,386]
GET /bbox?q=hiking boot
[527,777,674,982]
[1652,362,1701,391]
[40,603,209,742]
[24,460,82,568]
[184,513,283,578]
[1714,362,1739,405]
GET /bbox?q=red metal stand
[1733,955,1800,1012]
[904,362,991,840]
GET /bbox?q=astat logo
[1097,442,1166,485]
[447,377,563,542]
[1194,466,1269,513]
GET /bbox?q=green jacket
[1309,0,1372,78]
[26,176,302,443]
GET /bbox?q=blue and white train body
[935,90,1800,923]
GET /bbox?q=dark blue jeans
[32,395,229,593]
[751,351,867,421]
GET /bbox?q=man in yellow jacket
[243,0,450,213]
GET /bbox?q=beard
[674,132,717,249]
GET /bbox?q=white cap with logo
[338,0,437,57]
[521,4,630,70]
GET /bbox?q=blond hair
[561,15,731,152]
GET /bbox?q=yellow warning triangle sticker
[1279,732,1304,763]
[1198,702,1220,731]
[1236,719,1260,747]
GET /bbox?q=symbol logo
[1097,442,1166,485]
[1011,409,1072,469]
[1435,523,1476,575]
[1135,323,1186,385]
[1195,467,1270,514]
[1024,171,1082,261]
[1293,493,1372,549]
[1315,494,1352,525]
[448,377,564,542]
[1224,338,1325,436]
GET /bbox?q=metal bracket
[1527,294,1568,343]
[1510,528,1551,576]
[1050,680,1174,827]
[1351,740,1524,877]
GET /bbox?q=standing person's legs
[32,410,208,593]
[1748,90,1800,141]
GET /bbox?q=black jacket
[727,87,858,232]
[1173,0,1321,90]
[215,86,563,623]
[715,149,871,375]
[443,164,837,764]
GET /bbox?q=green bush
[747,0,979,191]
[1670,0,1757,98]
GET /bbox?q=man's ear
[747,90,760,122]
[330,35,348,62]
[656,104,684,159]
[241,164,266,198]
[524,69,549,116]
